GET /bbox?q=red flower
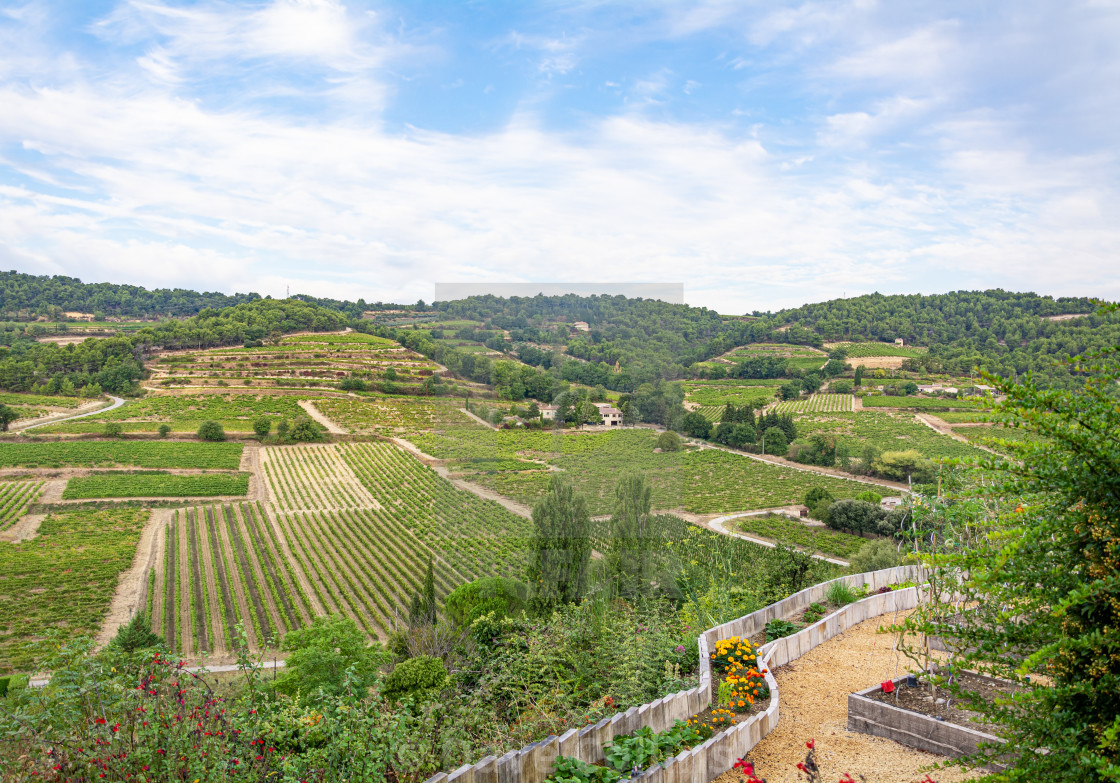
[806,739,815,749]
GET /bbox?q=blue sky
[1,1,1118,312]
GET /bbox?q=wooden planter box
[847,676,1006,762]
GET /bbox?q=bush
[763,427,787,455]
[273,615,386,700]
[104,422,123,438]
[197,420,225,442]
[681,411,712,440]
[855,489,882,505]
[111,611,162,653]
[253,417,272,439]
[848,539,901,573]
[870,450,934,482]
[657,430,682,452]
[445,577,527,627]
[288,415,326,443]
[831,379,854,394]
[380,655,448,703]
[157,424,171,438]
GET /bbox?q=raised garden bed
[848,672,1008,763]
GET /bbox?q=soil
[849,356,908,369]
[298,399,348,434]
[177,516,193,658]
[867,671,1012,735]
[231,505,288,644]
[94,508,167,649]
[712,612,977,783]
[0,512,46,542]
[242,444,268,502]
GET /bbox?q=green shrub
[657,430,682,452]
[288,415,326,443]
[157,424,171,438]
[380,655,448,703]
[802,602,826,623]
[104,422,124,438]
[827,498,884,535]
[445,577,527,627]
[253,417,272,439]
[855,489,882,505]
[848,539,901,573]
[197,420,225,442]
[111,611,161,653]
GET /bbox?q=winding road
[14,395,126,431]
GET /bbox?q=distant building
[538,404,558,421]
[592,401,623,426]
[880,497,904,510]
[63,311,95,322]
[572,321,590,332]
[894,338,905,346]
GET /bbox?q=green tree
[779,382,801,401]
[157,424,171,438]
[527,477,591,614]
[605,473,658,601]
[104,422,124,438]
[380,655,447,704]
[657,430,682,451]
[409,556,438,626]
[288,415,325,442]
[197,420,225,441]
[110,611,162,653]
[681,410,712,439]
[253,417,272,440]
[853,365,865,387]
[0,404,17,432]
[763,426,787,456]
[272,614,386,700]
[848,540,901,573]
[445,577,526,627]
[896,336,1120,780]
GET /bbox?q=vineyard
[0,441,244,469]
[149,504,312,656]
[774,394,855,414]
[0,507,149,673]
[826,341,926,358]
[732,513,868,560]
[792,411,988,461]
[313,394,471,435]
[860,395,986,412]
[261,444,379,511]
[148,331,444,390]
[695,406,725,423]
[35,393,311,434]
[0,480,43,530]
[62,472,251,500]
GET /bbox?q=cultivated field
[0,507,149,673]
[732,514,869,560]
[793,411,987,461]
[313,394,471,434]
[683,381,778,410]
[0,441,244,469]
[34,393,311,434]
[62,472,251,500]
[775,394,854,414]
[0,480,43,530]
[824,342,926,358]
[861,395,986,412]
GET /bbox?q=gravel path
[15,395,125,431]
[707,510,850,566]
[298,399,348,434]
[715,612,977,783]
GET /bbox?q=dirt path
[298,399,348,434]
[150,517,166,644]
[94,508,168,649]
[395,436,534,518]
[15,395,125,431]
[691,441,909,493]
[459,407,498,430]
[232,505,286,645]
[707,510,850,566]
[216,511,260,650]
[10,397,117,431]
[0,512,46,543]
[37,478,67,503]
[241,444,268,502]
[914,413,996,455]
[716,612,975,783]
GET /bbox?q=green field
[35,393,310,434]
[0,441,243,469]
[775,394,854,414]
[62,472,251,499]
[410,427,870,515]
[860,395,987,412]
[315,394,471,434]
[829,342,926,358]
[0,507,149,673]
[932,411,993,423]
[683,381,777,409]
[732,513,870,560]
[793,411,986,461]
[0,392,88,409]
[0,480,43,530]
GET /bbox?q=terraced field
[775,394,854,414]
[148,331,443,391]
[35,393,310,434]
[62,472,251,500]
[0,480,43,530]
[860,395,987,412]
[825,342,926,358]
[150,504,312,655]
[683,381,779,410]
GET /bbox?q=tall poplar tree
[527,476,591,614]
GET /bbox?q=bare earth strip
[177,515,193,657]
[149,519,166,642]
[241,444,268,502]
[94,507,168,649]
[216,512,259,650]
[914,414,996,455]
[260,504,324,617]
[717,612,975,783]
[298,400,348,434]
[0,512,46,543]
[197,512,227,658]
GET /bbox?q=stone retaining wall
[425,565,923,783]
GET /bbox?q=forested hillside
[0,271,260,319]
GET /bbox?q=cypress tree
[527,476,591,614]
